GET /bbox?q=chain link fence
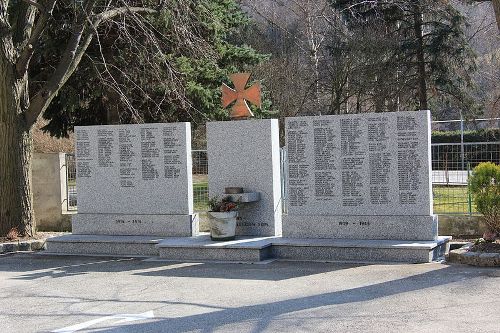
[431,142,500,215]
[192,150,209,211]
[65,153,78,211]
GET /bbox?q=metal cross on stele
[221,73,261,120]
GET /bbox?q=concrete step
[157,235,451,264]
[271,237,451,264]
[45,234,451,263]
[157,235,275,262]
[45,234,162,257]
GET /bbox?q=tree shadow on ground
[0,253,365,281]
[93,264,496,333]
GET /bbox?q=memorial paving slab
[0,253,499,333]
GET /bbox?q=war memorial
[46,74,450,263]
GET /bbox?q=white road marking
[51,310,154,333]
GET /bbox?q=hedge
[432,129,500,143]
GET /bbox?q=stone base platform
[45,234,451,263]
[157,236,274,262]
[157,235,452,264]
[45,234,163,257]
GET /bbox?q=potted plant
[208,196,239,241]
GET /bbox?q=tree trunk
[413,2,428,110]
[0,52,35,237]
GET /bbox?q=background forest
[39,0,499,143]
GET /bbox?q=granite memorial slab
[72,122,197,237]
[283,110,437,240]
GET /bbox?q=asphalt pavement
[0,253,499,333]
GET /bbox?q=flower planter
[208,211,238,241]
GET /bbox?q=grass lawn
[432,185,477,215]
[193,181,209,211]
[192,182,479,215]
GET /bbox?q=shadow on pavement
[0,253,366,281]
[94,264,491,332]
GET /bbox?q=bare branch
[24,3,159,127]
[0,0,9,30]
[21,0,44,12]
[96,6,157,22]
[15,0,56,77]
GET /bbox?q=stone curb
[0,239,47,254]
[447,244,500,267]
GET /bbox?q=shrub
[208,196,239,212]
[432,129,500,143]
[469,162,500,234]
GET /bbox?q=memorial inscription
[286,110,432,216]
[75,123,193,215]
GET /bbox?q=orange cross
[221,73,261,119]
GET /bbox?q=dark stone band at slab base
[211,236,236,241]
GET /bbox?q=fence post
[467,162,472,216]
[460,114,465,171]
[65,153,71,212]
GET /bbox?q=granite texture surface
[75,122,193,215]
[225,192,261,203]
[270,246,433,263]
[157,235,276,249]
[46,242,159,256]
[272,235,451,249]
[45,234,162,256]
[283,214,438,240]
[158,247,270,262]
[47,234,165,243]
[272,236,451,263]
[156,235,450,263]
[285,110,433,217]
[207,119,282,236]
[72,213,199,237]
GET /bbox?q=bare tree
[0,0,200,236]
[243,0,337,116]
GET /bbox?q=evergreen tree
[40,0,270,138]
[328,0,478,116]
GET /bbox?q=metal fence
[65,153,78,211]
[431,142,500,215]
[64,141,499,216]
[431,117,500,131]
[192,150,209,211]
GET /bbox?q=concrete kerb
[0,239,47,254]
[447,243,500,267]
